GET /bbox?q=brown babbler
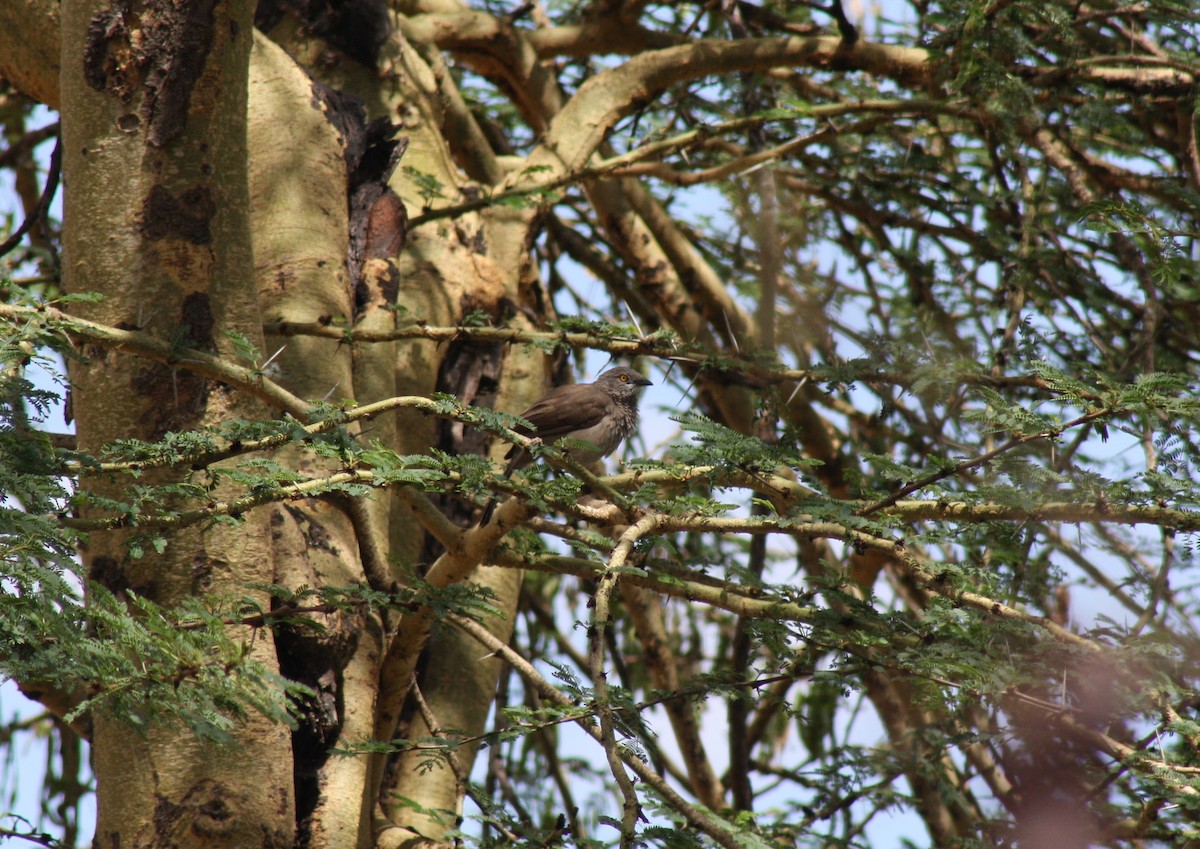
[480,366,652,524]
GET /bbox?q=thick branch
[519,36,932,186]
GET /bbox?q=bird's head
[596,367,653,399]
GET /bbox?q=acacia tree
[2,0,1200,846]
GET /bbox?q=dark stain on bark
[306,83,409,315]
[419,323,512,563]
[83,0,220,147]
[375,257,400,305]
[347,124,407,316]
[254,0,391,66]
[462,222,488,256]
[89,555,128,593]
[88,555,157,601]
[354,260,402,319]
[139,0,219,147]
[117,293,217,438]
[191,788,233,838]
[272,556,360,843]
[180,292,216,349]
[83,0,136,100]
[152,791,185,839]
[190,550,214,593]
[130,363,208,439]
[282,504,337,555]
[307,82,367,172]
[82,343,111,363]
[153,780,269,844]
[140,184,216,245]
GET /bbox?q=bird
[479,366,652,524]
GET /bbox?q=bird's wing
[515,383,613,441]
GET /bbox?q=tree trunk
[61,0,296,845]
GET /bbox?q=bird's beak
[635,377,653,386]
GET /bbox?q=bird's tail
[478,448,523,525]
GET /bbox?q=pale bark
[60,0,295,845]
[0,0,60,107]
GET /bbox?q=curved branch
[0,0,60,106]
[518,36,932,184]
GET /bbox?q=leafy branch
[403,98,965,226]
[856,406,1121,515]
[0,301,310,417]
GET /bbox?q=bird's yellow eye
[620,374,628,381]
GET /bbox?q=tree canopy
[2,0,1200,847]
